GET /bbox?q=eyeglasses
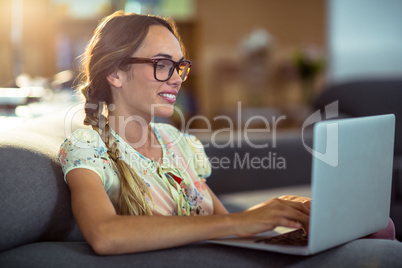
[124,57,192,82]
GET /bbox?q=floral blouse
[58,123,213,216]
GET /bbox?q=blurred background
[0,0,402,129]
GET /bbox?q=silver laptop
[209,114,395,255]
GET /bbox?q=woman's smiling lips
[158,90,177,104]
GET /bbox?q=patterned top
[58,123,213,216]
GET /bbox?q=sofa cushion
[0,111,85,252]
[1,240,402,268]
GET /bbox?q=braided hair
[77,11,184,215]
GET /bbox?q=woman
[58,11,310,255]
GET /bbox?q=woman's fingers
[278,195,312,210]
[235,196,311,237]
[275,217,303,229]
[275,198,310,215]
[272,198,310,228]
[248,197,310,222]
[252,198,309,225]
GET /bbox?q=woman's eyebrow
[152,53,172,59]
[152,53,184,61]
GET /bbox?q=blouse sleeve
[58,128,116,191]
[183,133,212,181]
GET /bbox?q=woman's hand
[230,196,310,237]
[278,195,311,233]
[278,195,311,210]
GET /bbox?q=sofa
[1,105,402,268]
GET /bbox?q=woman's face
[110,25,184,121]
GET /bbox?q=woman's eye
[156,63,167,69]
[156,59,174,70]
[156,60,170,69]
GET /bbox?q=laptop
[209,114,395,255]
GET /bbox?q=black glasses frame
[124,57,192,82]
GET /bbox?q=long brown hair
[78,11,184,215]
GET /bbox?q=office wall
[0,0,14,86]
[0,0,57,86]
[197,0,325,47]
[328,0,402,83]
[195,0,326,118]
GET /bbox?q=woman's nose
[167,68,183,86]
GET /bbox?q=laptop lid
[308,114,395,254]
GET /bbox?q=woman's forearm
[87,197,308,255]
[89,214,235,255]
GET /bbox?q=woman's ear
[107,71,123,88]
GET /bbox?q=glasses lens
[155,59,174,81]
[178,61,191,81]
[154,59,191,82]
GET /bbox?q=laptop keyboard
[254,229,308,246]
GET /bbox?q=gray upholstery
[1,240,402,268]
[313,78,402,154]
[1,108,402,267]
[0,114,85,252]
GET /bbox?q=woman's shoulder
[68,127,101,139]
[58,128,115,187]
[61,128,107,149]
